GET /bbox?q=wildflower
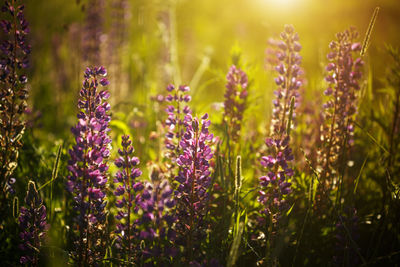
[18,181,48,265]
[318,27,364,190]
[257,25,300,264]
[174,114,214,263]
[113,134,143,263]
[137,169,177,265]
[164,84,192,173]
[258,25,300,220]
[258,136,294,222]
[66,66,111,265]
[270,24,302,134]
[0,0,30,187]
[223,65,249,142]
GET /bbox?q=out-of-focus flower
[258,25,300,220]
[18,181,48,265]
[82,0,105,65]
[270,24,302,135]
[137,169,177,265]
[223,65,249,142]
[0,0,31,188]
[164,84,192,175]
[318,27,364,192]
[257,26,299,264]
[258,136,294,223]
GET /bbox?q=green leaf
[109,120,130,135]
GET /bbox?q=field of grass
[1,0,400,266]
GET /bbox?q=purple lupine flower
[136,170,178,265]
[223,65,249,142]
[258,25,300,220]
[257,26,299,264]
[174,113,214,263]
[18,181,48,266]
[113,134,143,264]
[270,24,302,134]
[318,27,364,190]
[258,136,294,222]
[0,0,30,186]
[164,84,192,174]
[66,66,111,265]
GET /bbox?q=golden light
[256,0,309,12]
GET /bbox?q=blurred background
[24,0,399,142]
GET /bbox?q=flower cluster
[223,65,249,142]
[271,24,302,134]
[258,136,294,222]
[113,134,143,263]
[137,174,177,265]
[66,66,111,265]
[164,84,192,171]
[18,181,48,265]
[318,27,364,187]
[0,0,30,185]
[258,25,299,221]
[174,114,214,263]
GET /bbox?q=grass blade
[360,7,380,57]
[227,221,245,267]
[354,121,389,154]
[354,154,369,194]
[38,143,63,191]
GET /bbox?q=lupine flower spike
[174,113,214,263]
[223,65,249,143]
[271,24,302,134]
[113,134,143,264]
[164,84,192,174]
[18,181,48,265]
[318,27,364,193]
[258,25,300,221]
[0,0,30,189]
[137,168,177,265]
[66,66,111,265]
[258,25,301,263]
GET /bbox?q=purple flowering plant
[318,27,364,195]
[223,65,249,143]
[257,25,300,263]
[136,171,177,265]
[164,84,192,176]
[174,113,214,263]
[18,181,48,266]
[0,0,30,189]
[66,66,111,265]
[270,24,302,135]
[113,134,143,264]
[258,25,300,221]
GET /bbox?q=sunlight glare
[256,0,307,12]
